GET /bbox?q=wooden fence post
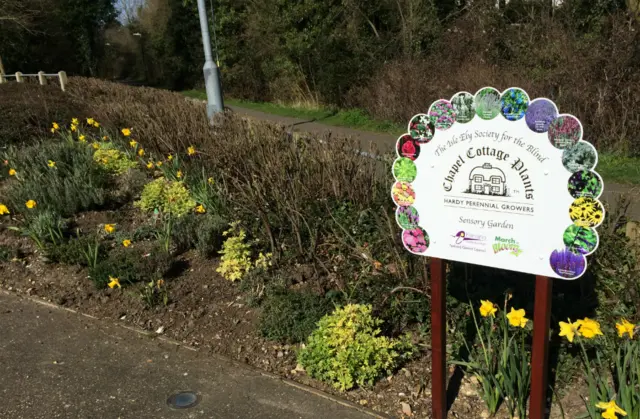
[15,72,23,83]
[0,56,5,84]
[38,71,47,85]
[58,71,68,91]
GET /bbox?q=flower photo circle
[396,134,421,160]
[500,88,529,121]
[568,170,603,199]
[402,228,429,254]
[525,98,558,133]
[563,225,598,255]
[562,142,598,173]
[451,92,475,124]
[408,114,435,143]
[474,87,502,120]
[391,181,416,207]
[548,115,582,150]
[393,158,418,183]
[428,100,456,131]
[396,206,420,230]
[569,196,604,228]
[549,248,586,279]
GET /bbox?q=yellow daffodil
[616,319,635,339]
[122,239,132,248]
[506,307,528,328]
[93,121,100,128]
[25,200,37,209]
[108,276,121,289]
[122,128,132,137]
[72,118,79,125]
[52,122,59,131]
[70,124,77,132]
[146,161,154,169]
[167,154,173,161]
[157,279,165,288]
[0,204,9,215]
[102,136,109,141]
[176,170,183,178]
[207,177,214,184]
[195,204,206,213]
[79,135,86,142]
[129,140,137,148]
[9,168,16,176]
[156,161,163,167]
[87,118,95,125]
[187,146,196,156]
[104,224,116,234]
[577,318,603,339]
[51,128,55,133]
[92,142,100,149]
[47,160,56,168]
[138,148,145,157]
[479,300,497,317]
[559,319,581,343]
[373,260,382,270]
[596,400,627,419]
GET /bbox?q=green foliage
[9,210,66,251]
[44,234,107,266]
[298,304,413,391]
[139,279,169,308]
[171,212,228,256]
[3,140,111,217]
[88,245,173,289]
[135,177,196,217]
[93,143,137,174]
[258,289,332,344]
[0,245,12,262]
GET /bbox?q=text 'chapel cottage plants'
[298,304,413,391]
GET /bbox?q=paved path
[228,105,640,219]
[0,292,380,419]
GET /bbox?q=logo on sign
[453,231,486,244]
[493,236,523,256]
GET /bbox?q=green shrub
[93,143,137,174]
[298,304,413,391]
[3,141,111,217]
[135,177,196,217]
[45,234,107,266]
[171,212,227,256]
[9,210,67,251]
[88,245,173,289]
[0,245,12,261]
[258,289,332,344]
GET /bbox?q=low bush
[298,304,413,391]
[171,212,227,257]
[88,245,173,289]
[93,142,137,174]
[3,140,112,217]
[258,288,332,344]
[45,234,108,266]
[135,177,195,217]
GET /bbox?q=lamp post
[196,0,224,120]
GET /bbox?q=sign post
[391,87,604,418]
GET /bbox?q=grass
[181,90,403,135]
[597,154,640,185]
[183,90,640,185]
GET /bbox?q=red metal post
[530,275,553,419]
[430,257,447,419]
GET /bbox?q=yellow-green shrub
[298,304,413,391]
[216,222,252,281]
[135,177,195,217]
[93,143,136,174]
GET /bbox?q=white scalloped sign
[391,87,604,279]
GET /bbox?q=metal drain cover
[167,391,200,409]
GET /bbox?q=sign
[391,87,604,279]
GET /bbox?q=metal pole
[430,257,447,419]
[530,275,553,419]
[196,0,224,120]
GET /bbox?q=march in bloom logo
[493,236,523,256]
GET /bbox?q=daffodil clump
[558,316,638,419]
[453,295,532,418]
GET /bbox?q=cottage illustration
[468,163,507,196]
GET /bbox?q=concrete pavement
[0,292,381,419]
